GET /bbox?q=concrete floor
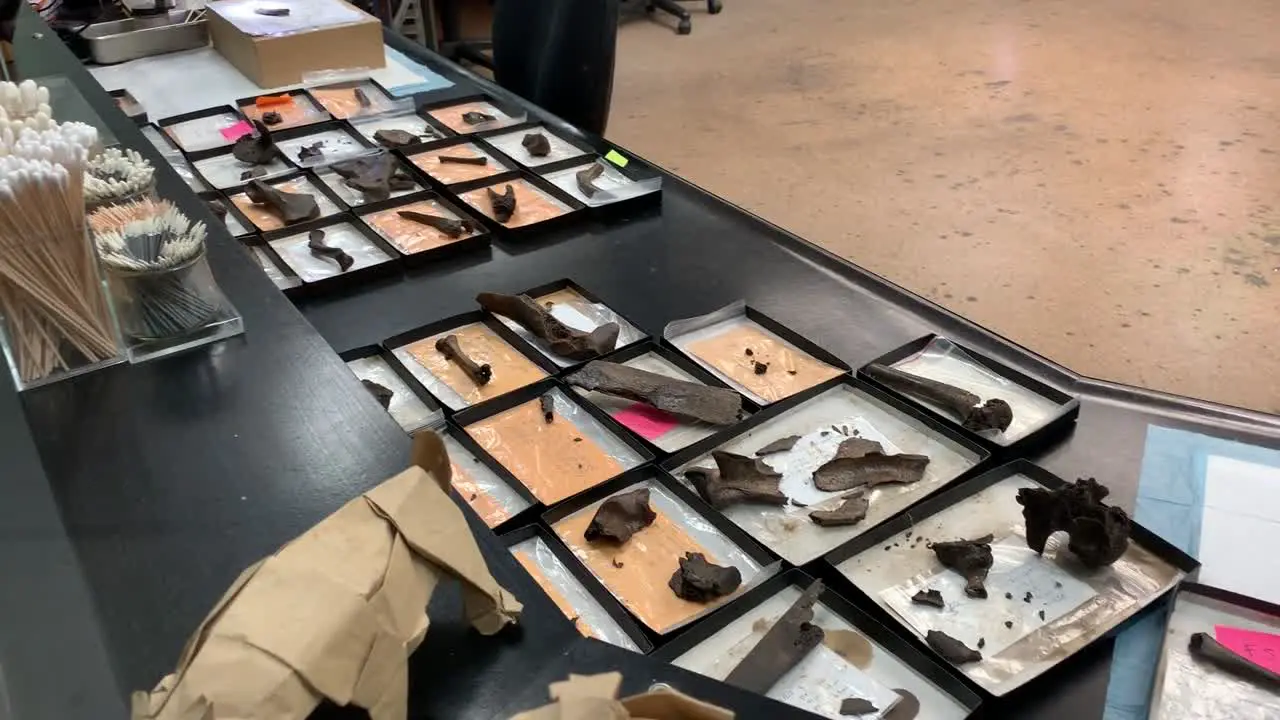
[608,0,1280,413]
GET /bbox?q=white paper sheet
[1199,455,1280,605]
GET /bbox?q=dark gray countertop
[4,8,1280,720]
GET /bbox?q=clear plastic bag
[509,535,639,651]
[268,222,392,282]
[248,246,300,291]
[422,99,526,134]
[550,477,771,634]
[1150,591,1280,720]
[345,355,441,433]
[542,159,662,207]
[835,473,1184,696]
[163,111,242,153]
[483,126,588,168]
[890,337,1071,445]
[389,321,549,411]
[406,142,512,185]
[672,583,973,720]
[193,152,293,190]
[665,301,844,404]
[573,351,725,453]
[671,383,984,565]
[438,429,531,527]
[276,127,378,168]
[350,111,445,146]
[313,165,421,208]
[230,175,342,232]
[456,179,574,228]
[464,387,646,504]
[493,286,644,367]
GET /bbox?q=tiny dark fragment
[297,142,324,163]
[911,589,945,609]
[353,87,372,108]
[788,369,797,375]
[254,6,289,15]
[539,393,555,422]
[839,698,877,716]
[522,132,551,157]
[930,534,994,598]
[438,154,488,165]
[753,361,768,374]
[487,184,517,223]
[977,637,986,649]
[1024,592,1033,603]
[461,110,497,125]
[611,558,624,569]
[1004,620,1013,629]
[755,435,801,456]
[1038,610,1045,620]
[1005,592,1013,600]
[262,111,282,125]
[744,348,753,356]
[361,379,393,408]
[926,630,982,664]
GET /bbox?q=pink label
[613,403,679,441]
[1215,625,1280,673]
[219,120,254,141]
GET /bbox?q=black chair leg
[707,0,722,13]
[648,0,692,34]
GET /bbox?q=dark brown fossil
[576,163,604,197]
[812,450,931,492]
[864,363,1014,433]
[307,229,353,271]
[753,361,768,374]
[372,129,419,148]
[239,167,268,181]
[398,210,473,238]
[361,379,393,408]
[1016,478,1131,568]
[331,153,414,202]
[834,437,885,459]
[809,491,869,527]
[439,155,488,165]
[254,6,289,16]
[522,132,551,157]
[1189,632,1280,692]
[262,111,282,126]
[487,184,517,223]
[911,589,945,609]
[566,360,743,425]
[840,698,878,716]
[353,87,372,108]
[296,141,325,163]
[476,292,619,360]
[434,334,491,386]
[245,180,319,225]
[461,110,496,125]
[926,630,982,664]
[669,552,741,602]
[584,488,656,544]
[724,581,824,693]
[930,534,994,598]
[231,119,278,165]
[687,450,787,509]
[755,435,801,456]
[205,199,228,222]
[539,393,555,423]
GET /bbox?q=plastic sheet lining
[836,473,1184,696]
[484,126,588,168]
[672,383,983,564]
[542,159,662,207]
[509,536,640,651]
[495,286,643,367]
[344,355,440,433]
[390,321,549,411]
[551,478,770,633]
[268,222,391,282]
[438,429,530,528]
[673,583,973,720]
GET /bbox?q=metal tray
[82,12,208,65]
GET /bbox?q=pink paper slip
[614,403,679,441]
[220,121,254,141]
[1214,625,1280,673]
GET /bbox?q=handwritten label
[1215,625,1280,674]
[614,402,679,440]
[604,149,629,168]
[219,120,254,142]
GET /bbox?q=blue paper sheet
[1102,425,1280,720]
[383,46,455,96]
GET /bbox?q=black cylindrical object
[492,0,618,135]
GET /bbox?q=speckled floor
[609,0,1280,413]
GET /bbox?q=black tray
[500,522,655,654]
[197,190,257,240]
[301,78,401,121]
[453,378,657,508]
[540,467,778,642]
[415,92,529,136]
[563,339,758,460]
[338,343,444,432]
[260,212,402,300]
[223,169,351,232]
[438,420,542,531]
[652,568,984,716]
[485,277,650,371]
[382,309,560,414]
[396,134,521,189]
[532,151,664,220]
[107,88,146,124]
[860,334,1081,458]
[475,121,596,171]
[267,118,379,169]
[354,190,492,267]
[822,459,1199,698]
[155,104,246,156]
[445,169,587,242]
[233,90,332,130]
[312,152,428,211]
[661,303,853,406]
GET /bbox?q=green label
[604,149,629,168]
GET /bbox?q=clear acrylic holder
[0,225,126,390]
[103,247,244,364]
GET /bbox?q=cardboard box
[207,0,385,88]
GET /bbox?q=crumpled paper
[131,431,523,720]
[511,672,734,720]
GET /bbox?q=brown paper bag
[510,672,734,720]
[132,432,522,720]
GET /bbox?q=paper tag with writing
[1215,625,1280,674]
